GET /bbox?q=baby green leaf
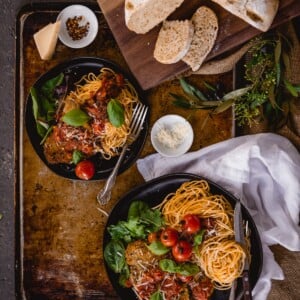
[62,109,90,126]
[107,99,125,127]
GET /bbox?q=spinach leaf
[107,99,125,127]
[104,240,126,273]
[62,109,90,126]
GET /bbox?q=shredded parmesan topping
[156,122,188,149]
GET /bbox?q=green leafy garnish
[150,290,164,300]
[104,240,126,273]
[72,150,84,164]
[107,201,164,243]
[147,241,170,256]
[61,109,90,126]
[171,29,300,127]
[107,98,125,127]
[30,73,64,139]
[159,259,200,276]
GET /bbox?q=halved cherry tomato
[160,228,179,247]
[182,214,201,234]
[75,160,95,180]
[172,240,192,262]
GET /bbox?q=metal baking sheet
[15,2,234,299]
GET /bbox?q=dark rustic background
[0,1,299,300]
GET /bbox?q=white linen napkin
[136,133,300,300]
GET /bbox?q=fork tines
[130,103,148,138]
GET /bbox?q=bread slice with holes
[211,0,279,32]
[154,20,194,64]
[125,0,185,34]
[182,6,219,71]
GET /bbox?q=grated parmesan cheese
[156,122,188,149]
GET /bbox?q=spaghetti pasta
[197,237,246,289]
[156,180,249,290]
[44,67,140,163]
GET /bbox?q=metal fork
[97,103,148,205]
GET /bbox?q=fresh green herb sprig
[171,32,300,127]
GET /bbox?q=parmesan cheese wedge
[33,21,61,60]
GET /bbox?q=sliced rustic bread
[211,0,279,32]
[182,6,218,72]
[125,0,185,34]
[154,20,194,64]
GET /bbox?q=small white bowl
[151,115,194,157]
[57,5,98,49]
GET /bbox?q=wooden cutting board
[98,0,300,90]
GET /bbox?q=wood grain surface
[98,0,300,90]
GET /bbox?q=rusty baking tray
[15,2,234,299]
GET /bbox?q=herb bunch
[171,32,300,127]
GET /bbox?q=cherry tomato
[75,160,95,180]
[172,240,192,262]
[160,228,179,247]
[182,214,201,234]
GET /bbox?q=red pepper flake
[66,16,90,41]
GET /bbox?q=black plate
[25,57,149,180]
[103,173,263,300]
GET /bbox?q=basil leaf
[72,150,84,164]
[107,99,125,127]
[159,259,178,273]
[177,263,200,276]
[104,240,126,273]
[194,229,205,246]
[62,109,90,126]
[159,259,200,276]
[147,241,170,255]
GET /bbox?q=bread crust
[211,0,279,32]
[125,0,185,34]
